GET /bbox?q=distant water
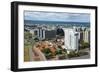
[24,20,90,27]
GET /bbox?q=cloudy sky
[24,11,90,22]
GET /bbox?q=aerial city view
[24,11,90,62]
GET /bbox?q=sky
[24,11,90,22]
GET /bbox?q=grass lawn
[24,32,37,62]
[24,45,32,62]
[24,48,30,62]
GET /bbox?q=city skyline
[24,11,91,62]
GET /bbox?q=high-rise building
[64,28,79,51]
[33,28,56,40]
[83,29,90,43]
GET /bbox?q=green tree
[80,40,90,49]
[42,48,53,59]
[24,32,32,40]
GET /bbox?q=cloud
[24,11,90,22]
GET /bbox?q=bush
[55,48,63,55]
[34,37,39,42]
[80,40,90,49]
[67,51,89,58]
[55,48,67,60]
[24,32,32,39]
[41,48,53,59]
[67,51,80,58]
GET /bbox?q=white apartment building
[63,28,79,51]
[83,29,90,43]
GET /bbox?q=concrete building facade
[31,28,56,40]
[64,28,79,51]
[83,29,90,43]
